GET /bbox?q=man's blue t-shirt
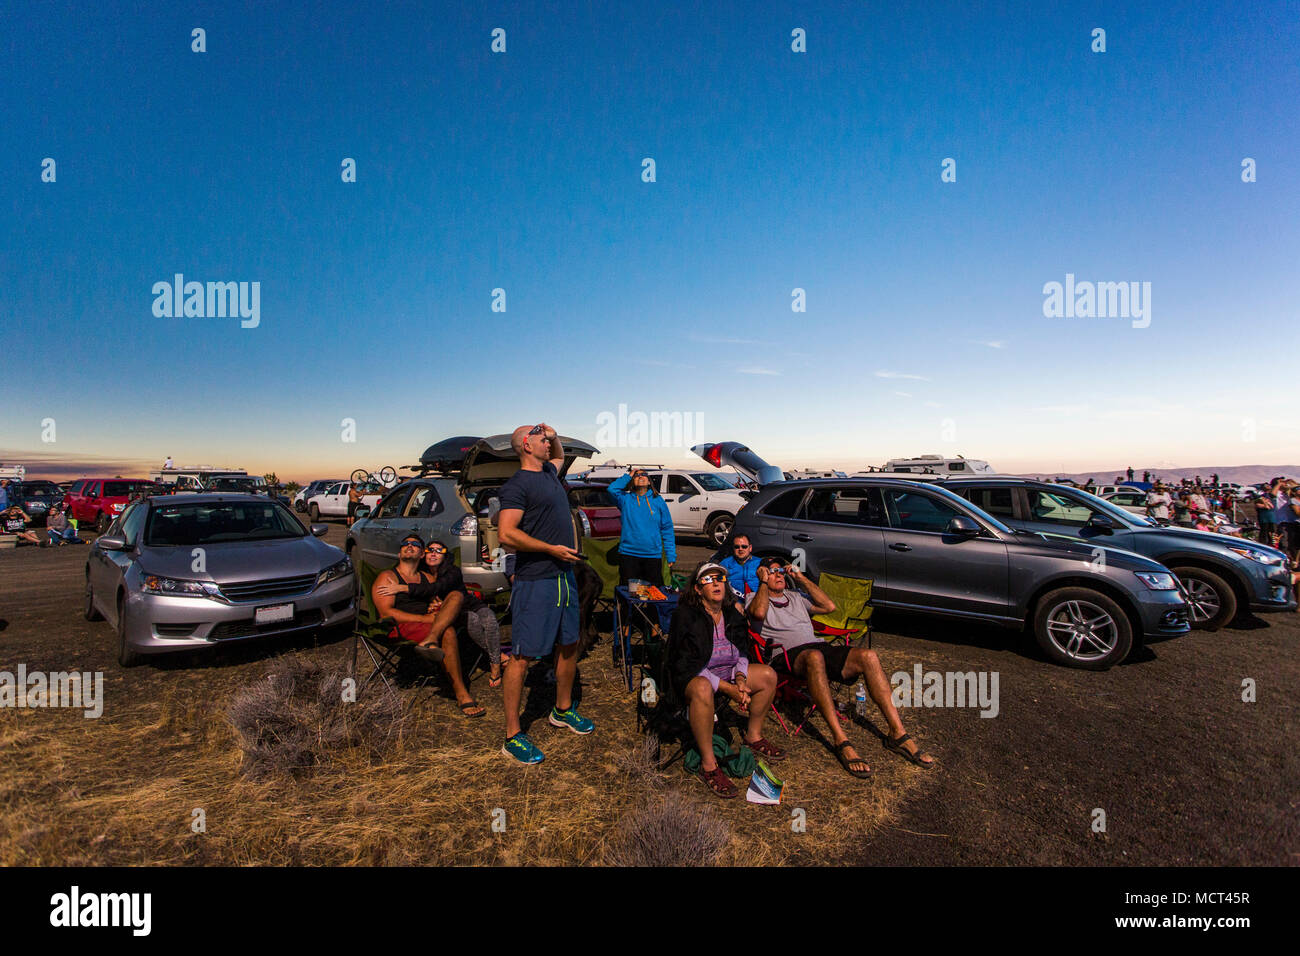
[496,461,575,581]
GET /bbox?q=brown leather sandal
[744,735,786,761]
[697,765,739,798]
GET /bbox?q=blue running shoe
[548,706,594,735]
[502,732,544,764]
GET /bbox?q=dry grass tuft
[604,790,730,866]
[613,733,669,786]
[226,655,404,780]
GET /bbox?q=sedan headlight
[143,575,221,598]
[1227,547,1284,566]
[317,557,353,586]
[1135,572,1179,590]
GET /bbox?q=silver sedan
[84,494,355,666]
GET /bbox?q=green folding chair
[812,573,874,648]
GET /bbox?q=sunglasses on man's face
[733,543,751,550]
[400,540,422,549]
[697,573,727,585]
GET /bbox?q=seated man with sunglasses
[719,533,763,595]
[746,557,934,776]
[371,533,484,718]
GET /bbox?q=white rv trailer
[877,454,996,476]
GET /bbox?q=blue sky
[3,1,1298,480]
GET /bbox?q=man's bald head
[511,425,531,457]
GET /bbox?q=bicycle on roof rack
[351,466,397,488]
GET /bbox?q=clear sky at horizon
[3,1,1298,481]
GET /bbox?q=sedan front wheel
[117,594,141,668]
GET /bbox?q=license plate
[254,603,294,624]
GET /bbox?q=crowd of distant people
[1080,468,1299,563]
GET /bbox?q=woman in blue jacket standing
[608,467,676,586]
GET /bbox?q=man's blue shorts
[508,570,580,659]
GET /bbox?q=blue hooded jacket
[608,473,676,563]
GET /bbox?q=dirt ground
[1,523,1296,866]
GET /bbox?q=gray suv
[727,477,1189,669]
[345,434,599,601]
[943,478,1295,629]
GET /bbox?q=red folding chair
[749,628,858,737]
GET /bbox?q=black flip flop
[458,699,486,719]
[834,740,872,778]
[413,644,445,666]
[883,732,935,769]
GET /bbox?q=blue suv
[945,478,1295,629]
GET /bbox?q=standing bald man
[496,423,594,764]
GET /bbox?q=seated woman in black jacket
[666,562,782,798]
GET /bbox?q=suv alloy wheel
[1033,588,1133,669]
[1169,566,1236,630]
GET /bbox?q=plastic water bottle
[854,680,867,717]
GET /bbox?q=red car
[63,478,161,533]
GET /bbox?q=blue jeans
[48,526,79,544]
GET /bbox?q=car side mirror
[946,516,982,535]
[310,524,329,537]
[97,535,127,551]
[1087,512,1116,530]
[353,505,371,520]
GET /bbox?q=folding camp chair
[636,636,735,771]
[580,537,622,644]
[350,560,409,700]
[812,573,874,649]
[349,560,478,700]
